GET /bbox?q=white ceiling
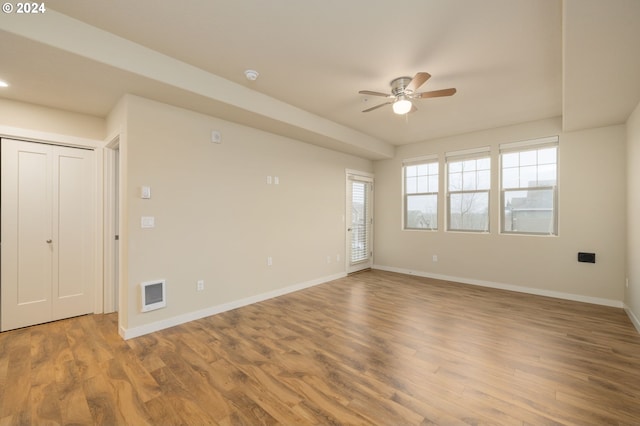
[0,0,638,159]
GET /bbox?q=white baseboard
[624,304,640,333]
[119,266,633,340]
[120,272,347,340]
[373,264,624,308]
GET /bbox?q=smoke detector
[244,70,259,81]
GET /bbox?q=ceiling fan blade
[359,90,392,97]
[416,88,457,98]
[362,101,392,112]
[409,104,418,113]
[405,72,431,93]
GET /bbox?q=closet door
[1,139,95,331]
[1,140,53,330]
[51,145,95,321]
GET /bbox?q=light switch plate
[141,186,151,199]
[141,216,155,228]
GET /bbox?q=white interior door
[114,148,120,311]
[51,145,96,320]
[347,172,373,273]
[103,143,119,313]
[1,139,95,331]
[1,140,53,328]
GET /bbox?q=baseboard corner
[624,304,640,334]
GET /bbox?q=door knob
[46,239,52,243]
[347,228,352,231]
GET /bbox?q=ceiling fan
[359,72,456,115]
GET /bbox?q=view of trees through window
[447,155,490,232]
[404,161,438,230]
[402,138,558,236]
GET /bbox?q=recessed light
[0,80,8,88]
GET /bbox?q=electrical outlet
[267,256,273,266]
[432,255,438,262]
[197,280,204,291]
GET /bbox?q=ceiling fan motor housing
[391,76,413,95]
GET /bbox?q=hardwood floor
[2,270,640,425]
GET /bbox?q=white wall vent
[141,279,166,312]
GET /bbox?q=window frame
[445,147,491,233]
[499,136,559,236]
[402,155,439,231]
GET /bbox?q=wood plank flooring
[2,270,640,425]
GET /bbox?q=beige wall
[121,95,372,333]
[626,100,640,326]
[373,117,627,304]
[0,98,105,140]
[1,95,633,334]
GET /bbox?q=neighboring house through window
[500,136,559,235]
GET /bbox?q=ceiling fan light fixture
[392,97,412,115]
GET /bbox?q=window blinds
[350,179,370,263]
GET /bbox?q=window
[446,147,491,232]
[500,136,558,235]
[403,156,438,230]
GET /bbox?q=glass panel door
[347,174,373,273]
